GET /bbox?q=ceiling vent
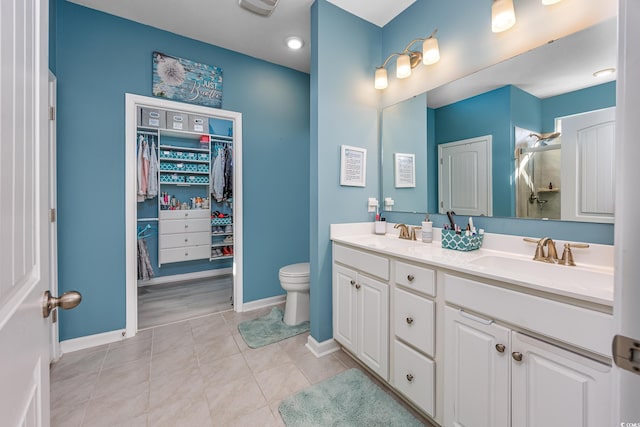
[238,0,280,17]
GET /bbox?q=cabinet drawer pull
[355,283,361,290]
[495,344,506,353]
[184,238,188,242]
[185,224,189,229]
[406,373,414,382]
[350,280,356,286]
[407,274,415,282]
[406,317,414,325]
[512,352,523,362]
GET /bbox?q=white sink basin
[468,255,613,302]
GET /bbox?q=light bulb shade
[374,67,388,90]
[422,37,440,65]
[396,54,412,79]
[541,0,561,4]
[492,0,516,33]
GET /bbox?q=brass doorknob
[407,274,415,282]
[495,343,506,353]
[406,373,414,382]
[406,317,414,325]
[355,283,361,290]
[512,352,523,362]
[42,290,82,318]
[350,280,356,286]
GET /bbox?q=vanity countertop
[331,224,614,308]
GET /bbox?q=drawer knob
[406,373,414,382]
[406,317,414,325]
[512,352,523,362]
[407,274,415,282]
[184,252,188,256]
[184,238,188,242]
[350,280,356,286]
[185,224,189,228]
[185,213,189,217]
[495,344,506,353]
[355,283,361,290]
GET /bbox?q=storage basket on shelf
[160,174,184,183]
[211,216,232,226]
[441,229,484,251]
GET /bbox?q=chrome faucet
[394,223,411,240]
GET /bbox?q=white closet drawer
[159,245,210,264]
[160,209,210,220]
[333,244,389,281]
[394,288,435,356]
[160,218,210,234]
[395,261,435,296]
[393,340,435,418]
[159,232,210,249]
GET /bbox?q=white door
[333,264,357,354]
[444,307,510,427]
[0,0,52,425]
[358,274,389,380]
[439,136,493,216]
[613,0,640,421]
[560,107,615,223]
[511,332,611,427]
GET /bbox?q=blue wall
[541,81,616,132]
[53,0,310,340]
[310,1,381,342]
[435,86,513,216]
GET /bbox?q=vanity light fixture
[285,36,304,50]
[492,0,516,33]
[374,29,440,90]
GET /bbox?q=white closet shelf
[163,182,210,186]
[210,255,233,261]
[159,144,209,153]
[159,158,209,164]
[158,170,209,175]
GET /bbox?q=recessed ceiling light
[593,68,616,78]
[286,36,304,50]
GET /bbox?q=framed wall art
[152,52,223,108]
[340,145,367,187]
[394,153,416,188]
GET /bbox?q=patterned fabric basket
[198,153,210,162]
[197,164,209,173]
[159,150,173,160]
[160,174,184,183]
[211,217,232,226]
[185,175,209,184]
[441,229,484,251]
[159,163,176,171]
[185,163,198,172]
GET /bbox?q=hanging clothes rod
[137,217,159,221]
[137,130,159,136]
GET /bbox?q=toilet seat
[279,262,310,284]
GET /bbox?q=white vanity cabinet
[392,261,437,417]
[444,275,612,427]
[333,244,390,380]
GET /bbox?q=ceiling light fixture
[286,36,304,50]
[238,0,279,17]
[492,0,516,33]
[374,29,440,90]
[593,68,616,78]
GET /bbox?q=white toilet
[279,262,310,326]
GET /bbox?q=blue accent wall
[435,86,513,217]
[53,0,310,340]
[310,1,381,342]
[541,81,616,132]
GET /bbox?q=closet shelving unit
[137,113,236,266]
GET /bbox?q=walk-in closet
[126,94,243,331]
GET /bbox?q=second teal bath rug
[237,307,309,348]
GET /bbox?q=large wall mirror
[381,18,616,223]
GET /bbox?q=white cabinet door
[444,307,510,427]
[511,332,611,427]
[358,274,389,380]
[333,265,358,354]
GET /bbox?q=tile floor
[51,306,432,426]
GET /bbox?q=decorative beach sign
[152,52,223,108]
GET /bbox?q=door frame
[124,94,244,337]
[48,71,61,361]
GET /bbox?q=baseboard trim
[137,268,232,287]
[241,294,286,312]
[306,335,340,358]
[60,329,126,354]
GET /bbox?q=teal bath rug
[279,368,425,427]
[237,307,309,349]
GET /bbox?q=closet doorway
[124,94,244,336]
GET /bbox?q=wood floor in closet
[137,275,233,329]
